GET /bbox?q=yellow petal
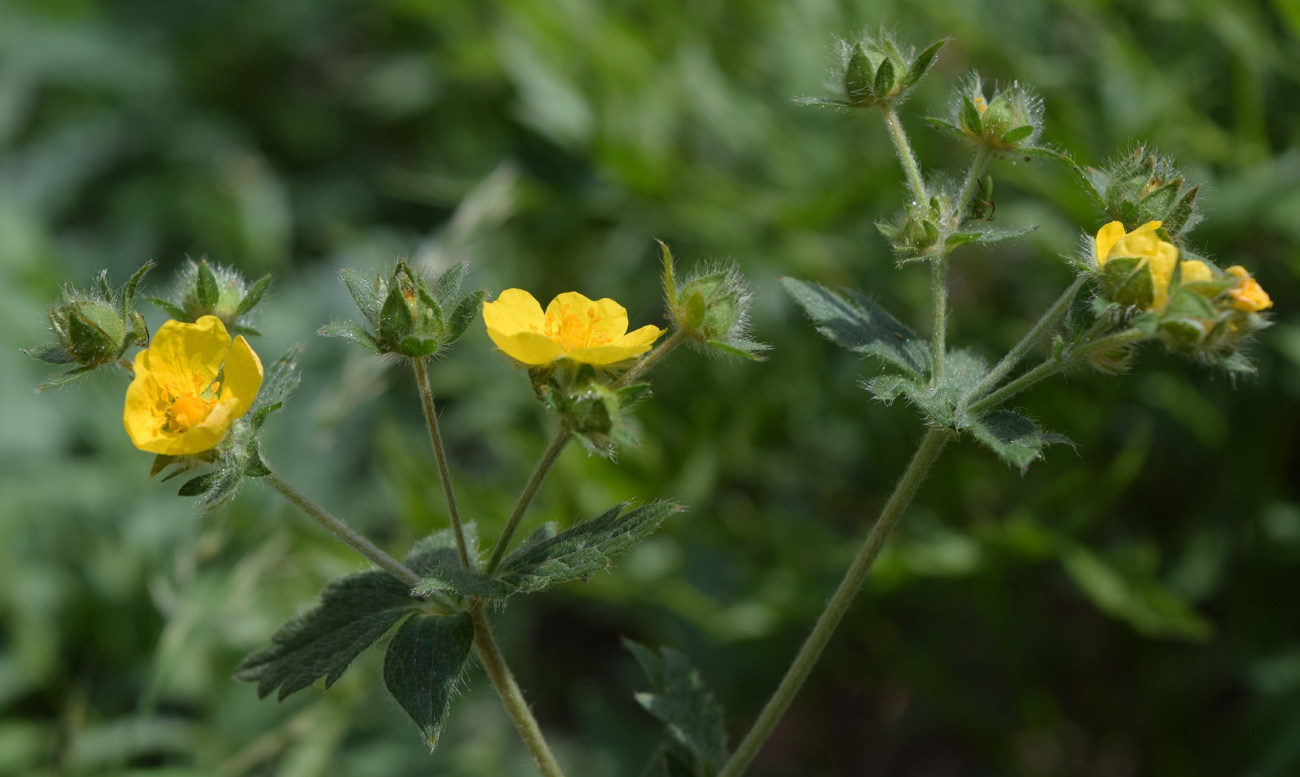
[544,292,629,344]
[147,315,232,390]
[566,325,665,365]
[1148,241,1180,312]
[491,331,567,365]
[483,288,546,338]
[123,370,170,453]
[220,335,264,420]
[1179,260,1212,283]
[1094,221,1128,267]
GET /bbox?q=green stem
[413,357,471,569]
[616,327,689,388]
[952,148,992,228]
[964,275,1088,406]
[484,426,572,575]
[718,428,952,777]
[470,606,567,777]
[264,469,422,588]
[880,104,927,203]
[930,259,949,386]
[965,327,1146,417]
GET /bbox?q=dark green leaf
[945,224,1038,251]
[961,95,983,134]
[146,296,187,321]
[383,612,475,749]
[964,409,1071,470]
[866,349,987,427]
[318,319,381,352]
[496,502,682,593]
[235,571,420,701]
[444,290,485,345]
[872,56,896,99]
[196,261,219,310]
[1001,125,1035,144]
[340,269,383,327]
[905,39,947,88]
[236,273,274,316]
[121,261,154,317]
[626,640,728,772]
[780,277,930,378]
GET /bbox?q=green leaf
[34,365,96,392]
[146,296,187,321]
[496,502,682,593]
[196,261,219,310]
[249,346,302,419]
[1001,125,1035,144]
[866,349,987,427]
[945,224,1038,251]
[378,284,415,347]
[781,277,930,378]
[964,409,1070,470]
[872,56,896,99]
[383,612,475,749]
[120,261,154,318]
[236,273,274,316]
[905,39,947,88]
[235,571,421,700]
[317,319,381,353]
[340,269,383,327]
[22,343,72,364]
[626,640,728,772]
[961,95,983,134]
[444,290,485,345]
[431,262,468,301]
[1061,544,1213,641]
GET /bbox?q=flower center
[541,303,614,352]
[161,373,221,434]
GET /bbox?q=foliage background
[2,0,1298,774]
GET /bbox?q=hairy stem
[953,148,993,228]
[264,469,421,587]
[881,105,927,203]
[471,605,568,777]
[930,259,950,385]
[718,428,952,777]
[413,357,471,569]
[484,426,572,575]
[616,327,689,388]
[965,274,1088,407]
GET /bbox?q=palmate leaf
[781,277,931,379]
[383,612,476,749]
[495,502,682,594]
[626,640,728,774]
[234,571,420,701]
[867,348,988,427]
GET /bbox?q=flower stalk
[484,426,573,575]
[413,357,471,569]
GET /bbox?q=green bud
[835,31,946,108]
[321,260,484,359]
[945,74,1044,153]
[661,243,769,361]
[1092,147,1203,239]
[148,258,272,335]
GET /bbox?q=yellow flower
[483,289,664,366]
[123,315,264,455]
[1226,265,1273,312]
[1179,260,1213,284]
[1094,220,1180,311]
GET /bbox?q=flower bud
[936,74,1044,153]
[1089,147,1203,239]
[660,243,768,360]
[824,30,946,109]
[321,260,485,358]
[876,193,949,262]
[149,258,272,336]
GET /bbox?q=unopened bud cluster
[322,261,484,358]
[532,363,651,456]
[149,258,272,336]
[876,190,955,262]
[1085,147,1201,239]
[835,30,946,109]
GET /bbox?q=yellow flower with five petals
[1094,220,1180,311]
[483,289,664,366]
[123,315,264,455]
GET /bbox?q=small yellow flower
[483,289,664,366]
[124,315,264,455]
[1226,265,1273,312]
[1179,260,1213,284]
[1094,220,1180,311]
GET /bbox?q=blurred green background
[2,0,1299,774]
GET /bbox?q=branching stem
[718,428,952,777]
[413,357,471,569]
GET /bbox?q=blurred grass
[1,0,1298,775]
